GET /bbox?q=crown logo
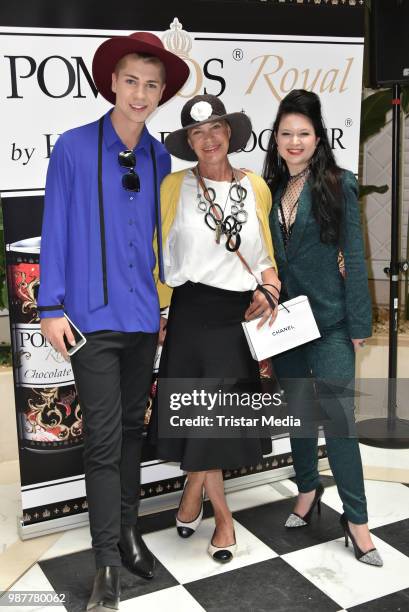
[162,18,192,58]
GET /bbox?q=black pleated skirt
[150,281,271,471]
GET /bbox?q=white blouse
[164,170,272,292]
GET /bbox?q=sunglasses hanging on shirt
[118,150,141,192]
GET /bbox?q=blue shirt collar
[103,110,152,153]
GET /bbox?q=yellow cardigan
[154,169,276,308]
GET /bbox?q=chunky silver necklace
[193,167,248,252]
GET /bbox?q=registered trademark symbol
[233,48,243,61]
[345,118,353,127]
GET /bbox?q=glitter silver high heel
[340,513,383,567]
[285,482,324,528]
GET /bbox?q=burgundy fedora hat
[92,31,189,105]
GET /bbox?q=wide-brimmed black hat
[165,94,252,161]
[92,31,189,106]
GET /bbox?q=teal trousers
[273,322,368,524]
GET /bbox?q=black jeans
[71,330,157,568]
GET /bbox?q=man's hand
[158,316,167,345]
[41,317,75,360]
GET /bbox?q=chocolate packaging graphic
[7,248,40,325]
[7,239,83,453]
[17,384,82,452]
[2,197,85,527]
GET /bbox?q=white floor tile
[144,517,278,584]
[321,480,409,528]
[282,534,409,609]
[268,478,299,499]
[19,608,64,612]
[9,563,54,592]
[225,483,287,512]
[121,585,205,612]
[360,443,409,471]
[5,564,65,612]
[276,479,299,496]
[39,526,91,561]
[0,482,22,552]
[1,604,66,612]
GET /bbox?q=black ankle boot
[118,524,155,579]
[86,566,120,611]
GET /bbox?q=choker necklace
[193,167,248,252]
[288,166,310,182]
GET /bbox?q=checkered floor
[10,476,409,611]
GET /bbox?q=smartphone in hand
[63,313,87,356]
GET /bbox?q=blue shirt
[38,111,170,333]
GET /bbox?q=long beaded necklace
[193,166,248,252]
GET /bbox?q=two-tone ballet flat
[207,531,237,563]
[176,479,204,538]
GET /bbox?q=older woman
[153,94,280,562]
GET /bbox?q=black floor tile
[372,519,409,557]
[348,587,409,611]
[233,496,342,555]
[138,507,178,534]
[184,557,340,612]
[39,548,178,612]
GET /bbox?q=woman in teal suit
[263,90,383,566]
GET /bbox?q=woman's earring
[277,150,283,170]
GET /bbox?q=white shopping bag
[242,295,321,361]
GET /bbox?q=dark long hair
[262,89,343,245]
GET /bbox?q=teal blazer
[269,170,372,339]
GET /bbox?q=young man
[38,32,188,611]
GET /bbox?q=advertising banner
[1,23,363,194]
